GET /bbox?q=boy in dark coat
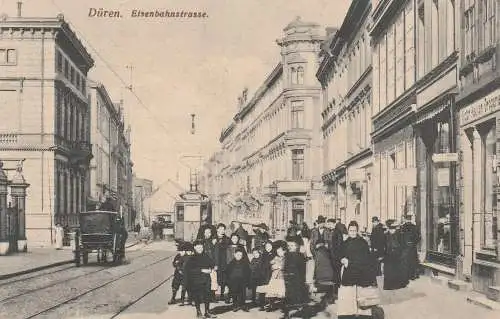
[249,247,266,306]
[169,242,188,305]
[214,223,230,301]
[226,246,251,312]
[184,240,217,318]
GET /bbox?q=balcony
[54,136,92,162]
[0,133,54,148]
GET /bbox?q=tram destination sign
[460,89,500,125]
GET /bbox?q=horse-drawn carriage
[73,210,127,266]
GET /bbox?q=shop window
[428,115,456,256]
[479,121,498,250]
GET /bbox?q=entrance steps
[467,292,500,310]
[487,286,500,302]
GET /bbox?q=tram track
[109,273,174,318]
[0,241,149,287]
[20,252,176,319]
[0,250,158,305]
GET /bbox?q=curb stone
[0,240,144,280]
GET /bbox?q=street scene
[1,0,500,318]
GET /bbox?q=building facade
[211,17,325,237]
[88,82,134,229]
[456,0,500,297]
[318,0,374,232]
[133,176,153,227]
[0,14,94,246]
[369,0,419,234]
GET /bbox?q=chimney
[17,1,22,17]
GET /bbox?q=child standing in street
[225,247,251,312]
[249,247,265,306]
[184,240,217,318]
[169,242,188,305]
[283,235,309,319]
[260,240,287,312]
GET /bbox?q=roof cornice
[0,15,94,70]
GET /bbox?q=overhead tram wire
[49,0,172,137]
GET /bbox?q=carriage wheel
[82,252,89,265]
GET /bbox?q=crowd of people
[169,216,421,319]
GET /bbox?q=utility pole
[125,64,134,91]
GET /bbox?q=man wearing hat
[310,215,336,305]
[400,214,421,281]
[370,216,386,276]
[252,223,270,252]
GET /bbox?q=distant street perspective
[1,0,500,318]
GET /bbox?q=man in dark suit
[370,216,386,276]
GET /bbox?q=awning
[415,102,450,125]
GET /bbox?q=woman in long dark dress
[337,221,377,319]
[383,219,409,290]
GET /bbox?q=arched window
[297,66,304,84]
[290,67,297,84]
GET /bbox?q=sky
[1,0,350,208]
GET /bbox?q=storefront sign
[460,89,500,125]
[392,167,417,186]
[432,153,459,162]
[437,168,450,186]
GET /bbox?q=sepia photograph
[0,0,499,318]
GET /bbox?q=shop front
[415,94,460,270]
[345,151,372,232]
[320,166,346,223]
[459,87,500,295]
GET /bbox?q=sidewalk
[159,276,500,319]
[0,234,143,280]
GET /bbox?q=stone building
[369,0,419,233]
[87,82,134,229]
[318,0,373,231]
[456,0,500,299]
[133,175,153,227]
[212,17,325,237]
[0,14,94,246]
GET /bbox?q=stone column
[10,162,30,252]
[460,129,474,276]
[0,161,9,255]
[471,129,482,254]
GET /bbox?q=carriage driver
[114,216,128,256]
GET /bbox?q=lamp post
[269,182,277,238]
[10,163,30,252]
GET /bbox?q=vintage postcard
[0,0,499,318]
